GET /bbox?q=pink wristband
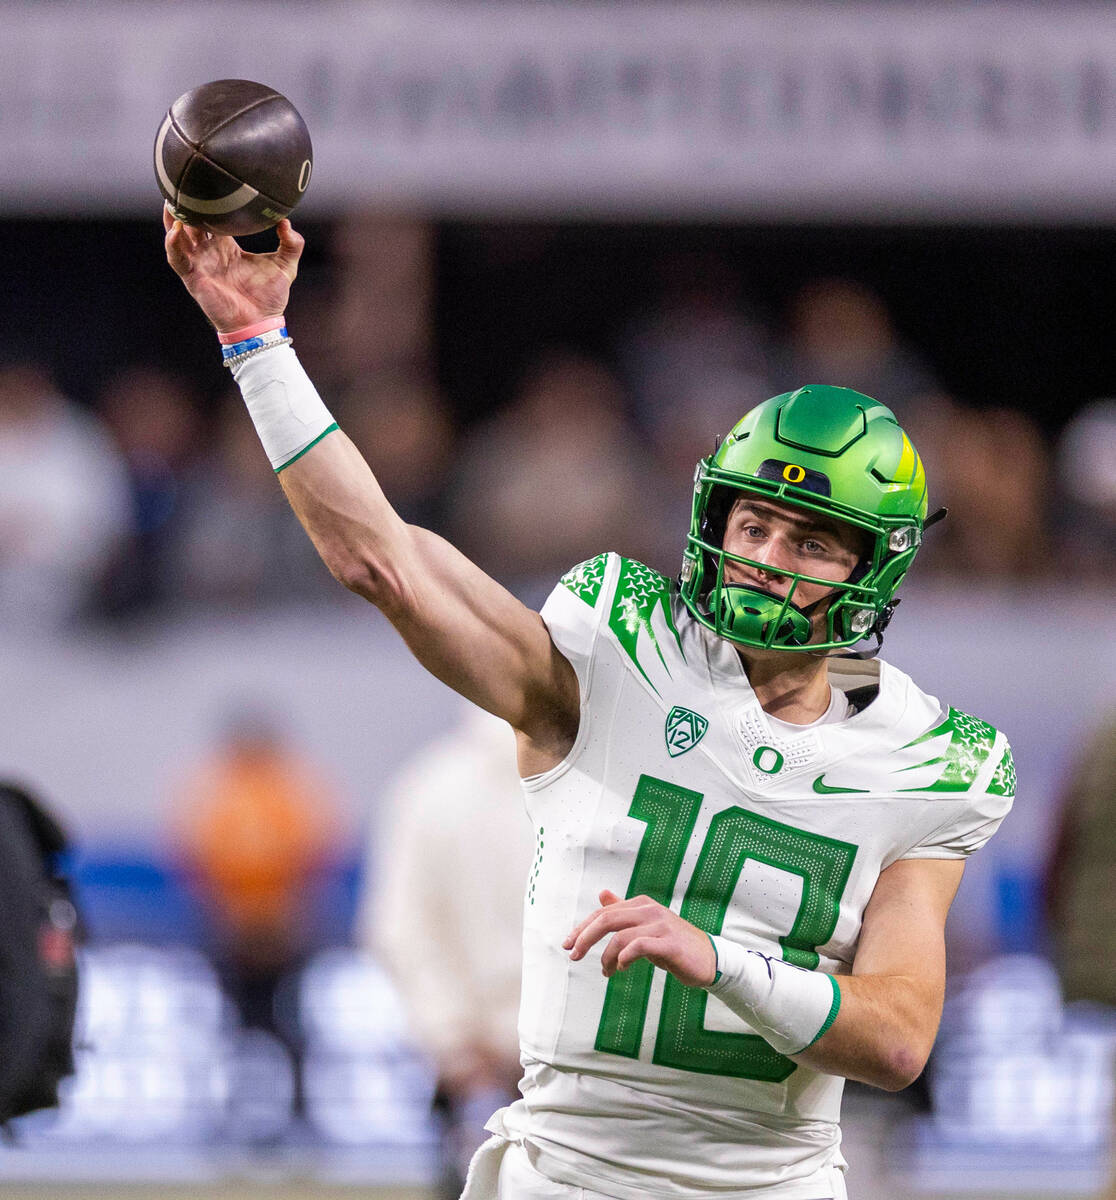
[217,315,287,344]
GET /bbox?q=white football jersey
[500,554,1014,1199]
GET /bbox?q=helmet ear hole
[847,557,871,585]
[701,485,734,546]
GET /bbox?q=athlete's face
[720,496,866,616]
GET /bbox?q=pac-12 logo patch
[665,706,709,757]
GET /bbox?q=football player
[164,210,1014,1200]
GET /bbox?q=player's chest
[594,644,848,801]
[560,664,917,946]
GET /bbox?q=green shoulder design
[987,743,1017,797]
[560,553,609,608]
[900,706,1014,796]
[606,558,686,695]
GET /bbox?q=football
[154,79,313,236]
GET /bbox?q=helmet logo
[755,459,832,497]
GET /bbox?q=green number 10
[594,774,857,1081]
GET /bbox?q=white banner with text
[3,1,1116,219]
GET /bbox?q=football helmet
[679,385,930,652]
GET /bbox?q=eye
[801,538,828,555]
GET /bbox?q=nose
[748,536,791,580]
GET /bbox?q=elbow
[874,1043,929,1092]
[323,541,407,610]
[327,551,377,599]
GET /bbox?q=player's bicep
[279,435,579,739]
[391,526,580,740]
[852,857,964,990]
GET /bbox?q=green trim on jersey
[806,976,842,1048]
[900,707,998,793]
[560,553,609,607]
[527,826,545,907]
[608,558,685,695]
[987,746,1017,797]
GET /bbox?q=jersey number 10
[595,774,857,1082]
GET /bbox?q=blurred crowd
[2,215,1113,633]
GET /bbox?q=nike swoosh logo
[812,775,869,795]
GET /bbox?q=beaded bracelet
[221,335,294,371]
[221,325,291,366]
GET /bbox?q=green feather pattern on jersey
[560,553,608,607]
[900,707,999,793]
[607,559,686,695]
[987,746,1017,797]
[559,555,685,692]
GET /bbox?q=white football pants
[460,1136,849,1200]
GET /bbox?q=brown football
[154,79,313,236]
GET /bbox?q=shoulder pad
[903,706,1013,797]
[559,553,609,609]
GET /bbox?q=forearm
[227,341,414,606]
[278,427,415,606]
[707,938,939,1092]
[789,972,939,1091]
[790,857,960,1090]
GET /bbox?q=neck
[737,646,832,724]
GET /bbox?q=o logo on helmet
[782,464,807,484]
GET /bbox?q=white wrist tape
[706,936,841,1056]
[232,344,338,472]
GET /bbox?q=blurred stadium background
[2,2,1116,1197]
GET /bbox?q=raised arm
[163,209,579,762]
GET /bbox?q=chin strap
[841,511,942,658]
[924,506,948,530]
[844,510,944,654]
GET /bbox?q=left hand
[563,889,717,988]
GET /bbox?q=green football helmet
[679,385,930,652]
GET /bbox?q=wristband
[231,344,338,472]
[706,937,841,1056]
[218,315,288,344]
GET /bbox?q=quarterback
[164,211,1014,1200]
